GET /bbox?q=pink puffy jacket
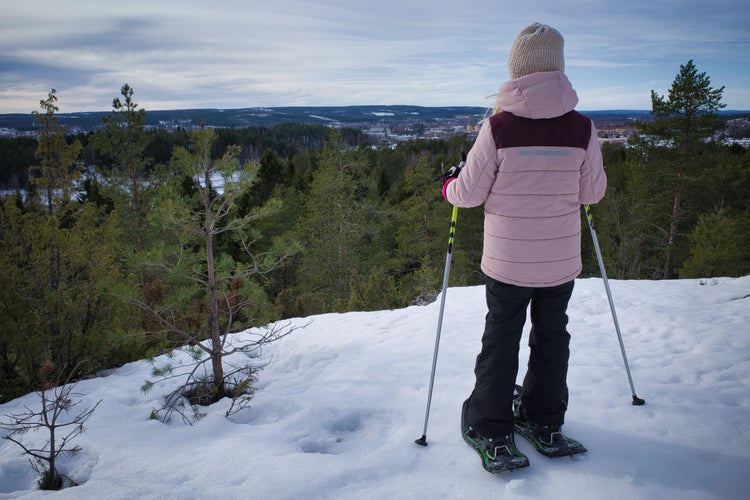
[444,71,607,287]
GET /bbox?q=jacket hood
[495,71,579,119]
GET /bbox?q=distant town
[1,105,748,148]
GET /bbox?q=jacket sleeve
[578,121,607,205]
[445,119,499,208]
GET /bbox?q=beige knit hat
[507,23,565,79]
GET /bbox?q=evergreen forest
[1,61,749,404]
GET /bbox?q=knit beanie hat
[507,23,565,79]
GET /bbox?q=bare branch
[0,372,100,490]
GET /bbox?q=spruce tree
[395,156,444,295]
[680,210,746,278]
[0,91,129,400]
[29,89,82,214]
[292,129,376,311]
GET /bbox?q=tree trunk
[204,174,224,396]
[664,184,683,279]
[44,389,60,489]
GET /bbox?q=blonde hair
[483,93,501,123]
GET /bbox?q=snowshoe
[512,385,587,458]
[461,398,530,473]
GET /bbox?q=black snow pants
[465,276,575,438]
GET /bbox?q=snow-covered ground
[2,277,749,499]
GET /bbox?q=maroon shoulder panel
[489,111,592,150]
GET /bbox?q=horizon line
[4,105,750,116]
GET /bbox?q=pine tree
[139,127,294,420]
[631,60,726,278]
[91,84,151,259]
[0,361,100,490]
[90,84,166,339]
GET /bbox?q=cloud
[1,0,748,113]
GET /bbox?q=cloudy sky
[1,0,748,114]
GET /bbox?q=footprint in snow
[296,408,367,454]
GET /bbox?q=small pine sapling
[0,361,101,490]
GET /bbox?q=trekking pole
[415,203,459,446]
[415,152,467,446]
[584,204,646,406]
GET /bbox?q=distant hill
[0,106,652,133]
[0,106,488,133]
[1,106,746,134]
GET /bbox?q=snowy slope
[1,277,749,499]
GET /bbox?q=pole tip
[415,435,428,446]
[632,395,646,406]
